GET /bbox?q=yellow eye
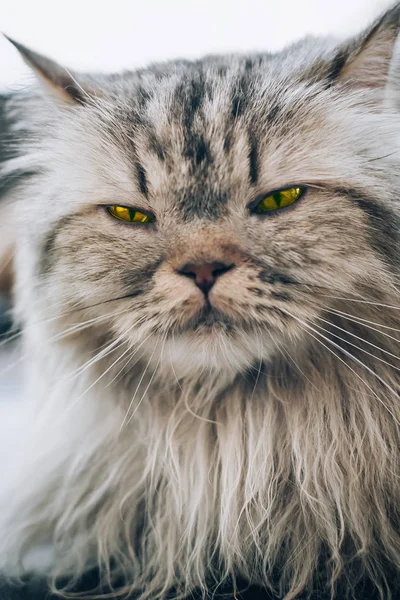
[107,205,155,223]
[253,187,304,213]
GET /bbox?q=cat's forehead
[85,45,339,216]
[54,37,360,220]
[120,67,273,221]
[117,41,337,135]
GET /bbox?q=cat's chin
[158,329,276,379]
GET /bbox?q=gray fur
[1,4,400,600]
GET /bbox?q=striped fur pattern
[1,5,400,599]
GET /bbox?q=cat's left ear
[5,36,91,105]
[332,3,400,93]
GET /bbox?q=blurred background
[0,0,395,404]
[0,0,394,91]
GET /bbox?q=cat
[1,3,400,599]
[0,94,16,334]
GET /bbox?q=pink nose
[178,261,234,295]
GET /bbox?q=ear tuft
[4,35,87,105]
[332,3,400,90]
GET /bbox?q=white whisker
[321,295,400,311]
[328,307,400,336]
[126,336,166,426]
[119,342,160,432]
[315,316,400,364]
[286,313,400,426]
[105,332,154,389]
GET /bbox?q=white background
[0,0,394,91]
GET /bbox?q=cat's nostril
[211,262,234,278]
[178,261,235,294]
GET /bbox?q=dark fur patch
[147,130,166,162]
[255,304,290,320]
[223,129,234,154]
[186,76,206,115]
[178,188,228,221]
[136,163,149,197]
[231,74,250,119]
[122,257,163,292]
[39,214,76,274]
[333,187,400,267]
[175,74,207,132]
[119,285,144,298]
[250,287,264,297]
[326,51,349,85]
[270,291,291,301]
[248,133,258,185]
[231,93,242,119]
[259,270,299,285]
[267,105,280,124]
[184,133,212,168]
[60,80,86,105]
[135,84,153,111]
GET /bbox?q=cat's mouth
[181,303,234,333]
[160,302,267,376]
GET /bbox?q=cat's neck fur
[1,295,399,600]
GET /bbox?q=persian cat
[1,4,400,600]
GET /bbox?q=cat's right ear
[330,3,400,92]
[4,36,90,105]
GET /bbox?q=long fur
[1,6,400,600]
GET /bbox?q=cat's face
[15,31,400,378]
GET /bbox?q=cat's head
[8,4,400,379]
